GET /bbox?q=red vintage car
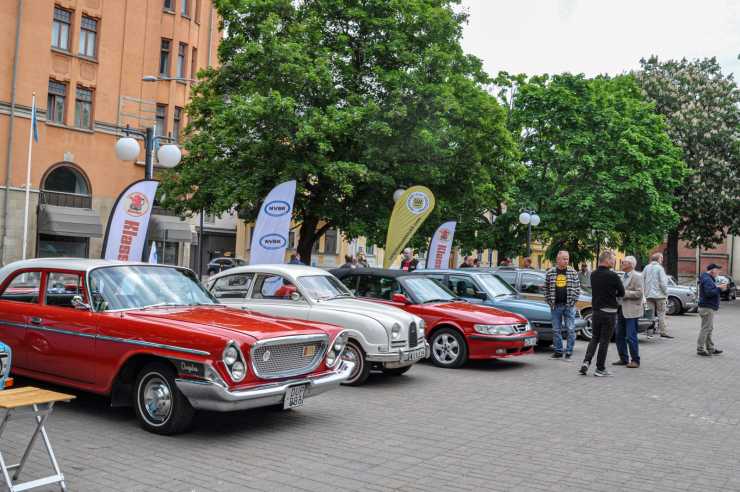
[0,259,352,434]
[332,268,538,368]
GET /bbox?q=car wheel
[134,362,194,435]
[382,366,411,376]
[579,310,593,341]
[666,296,682,315]
[341,340,370,386]
[429,328,467,368]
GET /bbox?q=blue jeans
[551,305,576,355]
[616,313,640,363]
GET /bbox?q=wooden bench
[0,387,75,492]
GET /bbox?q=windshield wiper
[140,302,187,310]
[423,298,454,304]
[319,294,353,301]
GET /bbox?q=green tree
[635,56,740,277]
[496,72,687,265]
[162,0,519,264]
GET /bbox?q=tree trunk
[665,229,679,278]
[296,215,332,266]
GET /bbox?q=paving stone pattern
[3,302,740,491]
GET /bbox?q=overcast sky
[459,0,740,80]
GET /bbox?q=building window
[190,47,198,79]
[177,43,187,78]
[149,241,179,265]
[155,105,167,137]
[160,39,171,76]
[366,244,375,256]
[181,0,190,17]
[173,107,182,143]
[51,7,71,51]
[323,229,338,254]
[74,87,93,129]
[47,80,66,124]
[163,0,174,10]
[288,230,296,250]
[78,16,98,58]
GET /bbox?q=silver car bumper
[175,361,354,412]
[366,341,430,366]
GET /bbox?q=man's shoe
[551,352,563,359]
[594,369,613,377]
[697,350,712,357]
[564,353,573,360]
[660,334,674,339]
[612,360,628,366]
[627,361,640,368]
[712,349,723,355]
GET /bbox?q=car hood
[489,297,553,318]
[123,306,334,341]
[418,301,527,324]
[315,297,419,327]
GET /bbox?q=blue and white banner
[148,241,158,264]
[249,180,296,265]
[426,221,456,269]
[101,180,159,261]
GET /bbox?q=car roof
[332,267,492,277]
[210,263,334,281]
[0,258,160,285]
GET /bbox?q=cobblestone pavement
[4,302,740,491]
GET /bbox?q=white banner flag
[101,180,159,261]
[249,180,296,265]
[426,221,456,269]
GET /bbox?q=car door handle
[30,317,43,325]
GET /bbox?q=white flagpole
[21,93,35,260]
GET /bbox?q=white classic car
[206,265,429,385]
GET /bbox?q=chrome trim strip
[250,333,329,380]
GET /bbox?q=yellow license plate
[303,345,316,357]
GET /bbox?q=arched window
[41,164,91,208]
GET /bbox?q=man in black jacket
[580,250,625,377]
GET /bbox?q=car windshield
[476,273,518,296]
[402,277,455,303]
[89,265,217,311]
[298,275,353,301]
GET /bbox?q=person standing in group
[288,253,304,265]
[522,257,533,269]
[544,250,581,360]
[643,253,673,338]
[579,262,591,288]
[356,251,369,268]
[340,254,356,269]
[459,256,475,268]
[697,263,727,356]
[580,250,624,377]
[400,248,418,271]
[613,256,643,368]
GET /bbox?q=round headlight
[223,346,238,366]
[391,323,401,340]
[230,361,245,381]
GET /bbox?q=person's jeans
[551,304,576,355]
[584,310,616,371]
[616,312,640,364]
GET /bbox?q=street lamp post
[518,209,540,257]
[115,126,181,179]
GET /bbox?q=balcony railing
[40,190,92,208]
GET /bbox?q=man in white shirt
[642,253,672,338]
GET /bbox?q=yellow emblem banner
[383,186,435,268]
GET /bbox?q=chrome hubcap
[433,334,459,364]
[143,377,172,424]
[342,345,361,380]
[582,315,593,338]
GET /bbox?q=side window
[448,275,478,297]
[521,273,546,294]
[211,273,253,299]
[495,270,517,286]
[45,272,84,308]
[252,275,295,300]
[0,271,42,303]
[356,275,399,300]
[339,275,358,294]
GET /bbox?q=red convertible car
[0,259,352,434]
[332,268,538,368]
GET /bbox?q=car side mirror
[290,291,303,302]
[71,295,91,311]
[474,290,488,300]
[391,293,410,304]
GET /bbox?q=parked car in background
[716,275,737,301]
[331,268,538,368]
[207,265,428,385]
[665,275,699,314]
[207,257,247,276]
[491,267,656,340]
[0,259,352,434]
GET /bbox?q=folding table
[0,387,75,492]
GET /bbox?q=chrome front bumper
[365,341,430,367]
[175,361,354,412]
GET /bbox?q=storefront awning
[148,215,193,242]
[38,205,103,238]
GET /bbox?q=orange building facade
[0,0,219,266]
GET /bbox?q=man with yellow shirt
[544,250,581,360]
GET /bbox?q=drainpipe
[207,3,214,66]
[1,0,24,266]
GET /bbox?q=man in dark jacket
[580,250,624,377]
[697,263,727,356]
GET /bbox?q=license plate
[403,347,426,362]
[524,337,537,347]
[284,384,306,409]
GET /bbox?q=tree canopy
[494,72,688,265]
[161,0,519,263]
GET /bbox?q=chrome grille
[409,322,418,348]
[250,335,328,379]
[513,323,529,333]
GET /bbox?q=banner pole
[21,93,35,260]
